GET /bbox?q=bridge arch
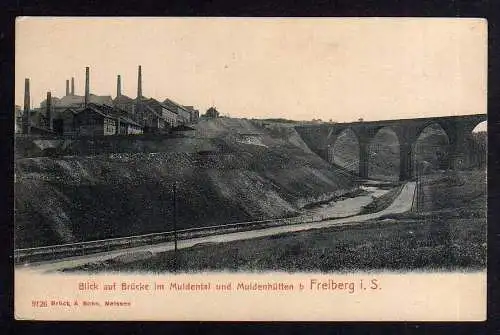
[412,122,451,177]
[326,127,360,174]
[295,114,487,181]
[367,126,401,181]
[472,120,487,133]
[470,121,487,169]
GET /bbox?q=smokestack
[71,77,75,95]
[23,78,30,113]
[84,67,89,107]
[137,65,142,99]
[117,75,121,97]
[66,80,70,96]
[46,91,53,130]
[23,78,30,134]
[136,65,143,121]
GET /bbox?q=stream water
[303,184,391,219]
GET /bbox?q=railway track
[14,214,327,264]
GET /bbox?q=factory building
[112,74,135,115]
[162,98,193,125]
[131,66,179,131]
[53,108,79,136]
[39,73,113,114]
[52,103,143,136]
[92,103,143,135]
[74,104,118,136]
[21,64,200,136]
[143,98,178,129]
[49,68,143,136]
[183,106,200,123]
[74,104,142,136]
[20,79,55,135]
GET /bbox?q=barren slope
[15,118,356,248]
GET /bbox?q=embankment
[15,118,357,248]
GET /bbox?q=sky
[16,17,487,125]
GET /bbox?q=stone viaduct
[295,114,487,181]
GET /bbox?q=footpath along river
[16,182,415,273]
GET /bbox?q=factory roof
[113,94,134,103]
[82,103,142,127]
[143,104,164,120]
[40,94,113,108]
[163,98,189,112]
[143,98,178,115]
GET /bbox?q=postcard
[14,17,487,321]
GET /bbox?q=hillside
[15,118,357,248]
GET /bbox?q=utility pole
[416,165,420,212]
[412,160,419,213]
[411,166,417,212]
[416,162,423,212]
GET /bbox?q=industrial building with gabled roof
[112,74,135,115]
[163,98,193,125]
[71,103,143,136]
[39,74,113,113]
[20,64,201,137]
[143,97,178,129]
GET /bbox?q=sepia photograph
[14,17,487,321]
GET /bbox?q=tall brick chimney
[137,65,142,99]
[71,77,75,95]
[117,74,121,97]
[23,78,30,134]
[46,91,53,130]
[136,65,143,121]
[66,80,70,96]
[84,67,90,107]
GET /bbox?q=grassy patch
[66,210,486,273]
[64,170,486,273]
[419,170,486,213]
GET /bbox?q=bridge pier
[449,140,472,170]
[399,142,414,181]
[358,140,369,179]
[447,121,473,170]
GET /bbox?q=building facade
[74,106,117,136]
[183,106,200,123]
[52,103,143,136]
[144,98,178,128]
[112,95,135,115]
[143,104,167,133]
[163,98,192,125]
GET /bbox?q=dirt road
[16,182,415,273]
